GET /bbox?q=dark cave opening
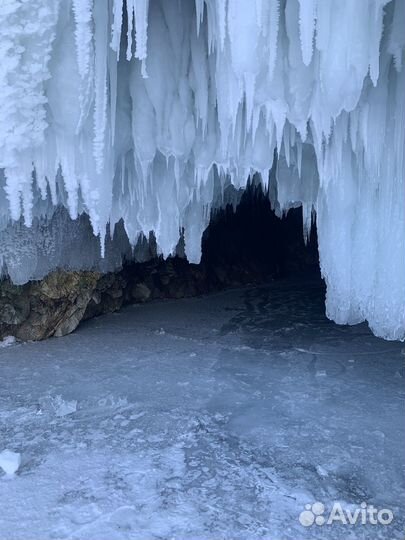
[201,182,320,284]
[118,181,322,307]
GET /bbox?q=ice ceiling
[0,0,404,340]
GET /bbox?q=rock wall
[0,256,279,341]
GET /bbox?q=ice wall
[0,0,404,339]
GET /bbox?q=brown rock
[131,282,151,302]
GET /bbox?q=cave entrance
[126,181,322,307]
[201,181,320,290]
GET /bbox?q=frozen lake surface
[0,278,404,539]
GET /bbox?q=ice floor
[0,278,404,539]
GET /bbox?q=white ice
[0,336,16,348]
[0,0,404,340]
[0,280,404,538]
[0,449,21,476]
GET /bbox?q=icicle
[93,0,109,174]
[195,0,205,35]
[133,0,149,62]
[297,0,316,66]
[72,0,93,79]
[367,0,385,86]
[111,0,124,57]
[124,0,150,73]
[109,40,118,146]
[126,0,135,61]
[267,0,280,80]
[216,0,227,50]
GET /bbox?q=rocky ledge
[0,257,273,341]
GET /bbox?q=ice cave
[0,1,404,538]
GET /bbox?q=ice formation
[0,0,404,340]
[0,449,21,476]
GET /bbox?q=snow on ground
[0,278,404,539]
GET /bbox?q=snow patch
[0,450,21,476]
[0,336,16,348]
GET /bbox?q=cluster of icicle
[0,0,404,339]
